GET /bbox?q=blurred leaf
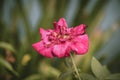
[39,61,60,77]
[58,70,73,80]
[64,58,72,68]
[0,57,18,76]
[16,0,32,45]
[55,0,69,19]
[24,74,41,80]
[105,73,120,80]
[0,42,16,53]
[80,73,97,80]
[91,57,111,79]
[73,0,90,25]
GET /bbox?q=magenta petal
[73,24,87,35]
[40,28,49,39]
[39,28,51,44]
[52,42,70,58]
[53,18,68,32]
[32,41,53,58]
[71,34,89,54]
[57,18,68,28]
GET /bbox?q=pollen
[63,35,68,39]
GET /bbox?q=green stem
[70,53,81,80]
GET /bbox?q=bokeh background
[0,0,120,80]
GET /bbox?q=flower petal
[32,41,53,58]
[39,28,52,44]
[57,18,68,28]
[40,28,49,39]
[52,42,70,58]
[53,18,68,34]
[71,34,89,54]
[73,24,87,35]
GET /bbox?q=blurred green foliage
[0,0,120,80]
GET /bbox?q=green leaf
[0,42,16,53]
[58,70,73,80]
[105,73,120,80]
[64,58,72,68]
[24,74,41,80]
[91,57,111,79]
[80,73,97,80]
[0,57,18,76]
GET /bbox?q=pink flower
[32,18,89,58]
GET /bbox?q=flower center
[48,32,72,45]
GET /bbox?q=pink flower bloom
[32,18,89,58]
